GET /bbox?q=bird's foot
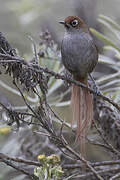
[89,74,101,96]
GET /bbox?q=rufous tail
[71,77,93,163]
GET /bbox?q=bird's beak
[59,21,70,28]
[59,21,65,25]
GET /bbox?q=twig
[76,167,120,179]
[0,40,120,180]
[0,56,120,112]
[34,125,103,179]
[0,159,37,179]
[64,145,104,180]
[13,80,43,127]
[0,153,40,166]
[0,101,44,126]
[87,137,113,151]
[93,120,120,156]
[109,172,120,180]
[27,35,38,63]
[63,159,120,169]
[92,160,120,167]
[48,104,73,131]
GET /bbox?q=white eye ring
[71,19,78,27]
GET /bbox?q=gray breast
[61,31,98,79]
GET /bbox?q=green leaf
[96,72,120,84]
[99,54,117,65]
[98,18,120,41]
[90,28,120,52]
[99,14,120,31]
[54,101,70,107]
[103,46,120,60]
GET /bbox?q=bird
[59,16,98,160]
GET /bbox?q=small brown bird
[60,16,98,159]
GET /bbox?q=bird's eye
[71,19,78,27]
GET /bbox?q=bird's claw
[89,74,101,96]
[93,84,101,96]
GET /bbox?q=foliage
[90,15,120,105]
[0,126,11,135]
[1,15,120,180]
[0,30,68,113]
[34,154,63,180]
[6,0,54,25]
[0,30,67,180]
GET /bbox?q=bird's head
[59,16,88,33]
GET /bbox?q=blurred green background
[0,0,120,54]
[0,0,120,179]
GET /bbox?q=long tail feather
[71,77,93,163]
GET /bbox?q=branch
[76,167,120,179]
[0,32,120,180]
[34,131,103,179]
[63,159,120,169]
[0,56,120,111]
[0,158,37,179]
[0,153,41,166]
[63,144,104,180]
[109,172,120,180]
[93,96,120,151]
